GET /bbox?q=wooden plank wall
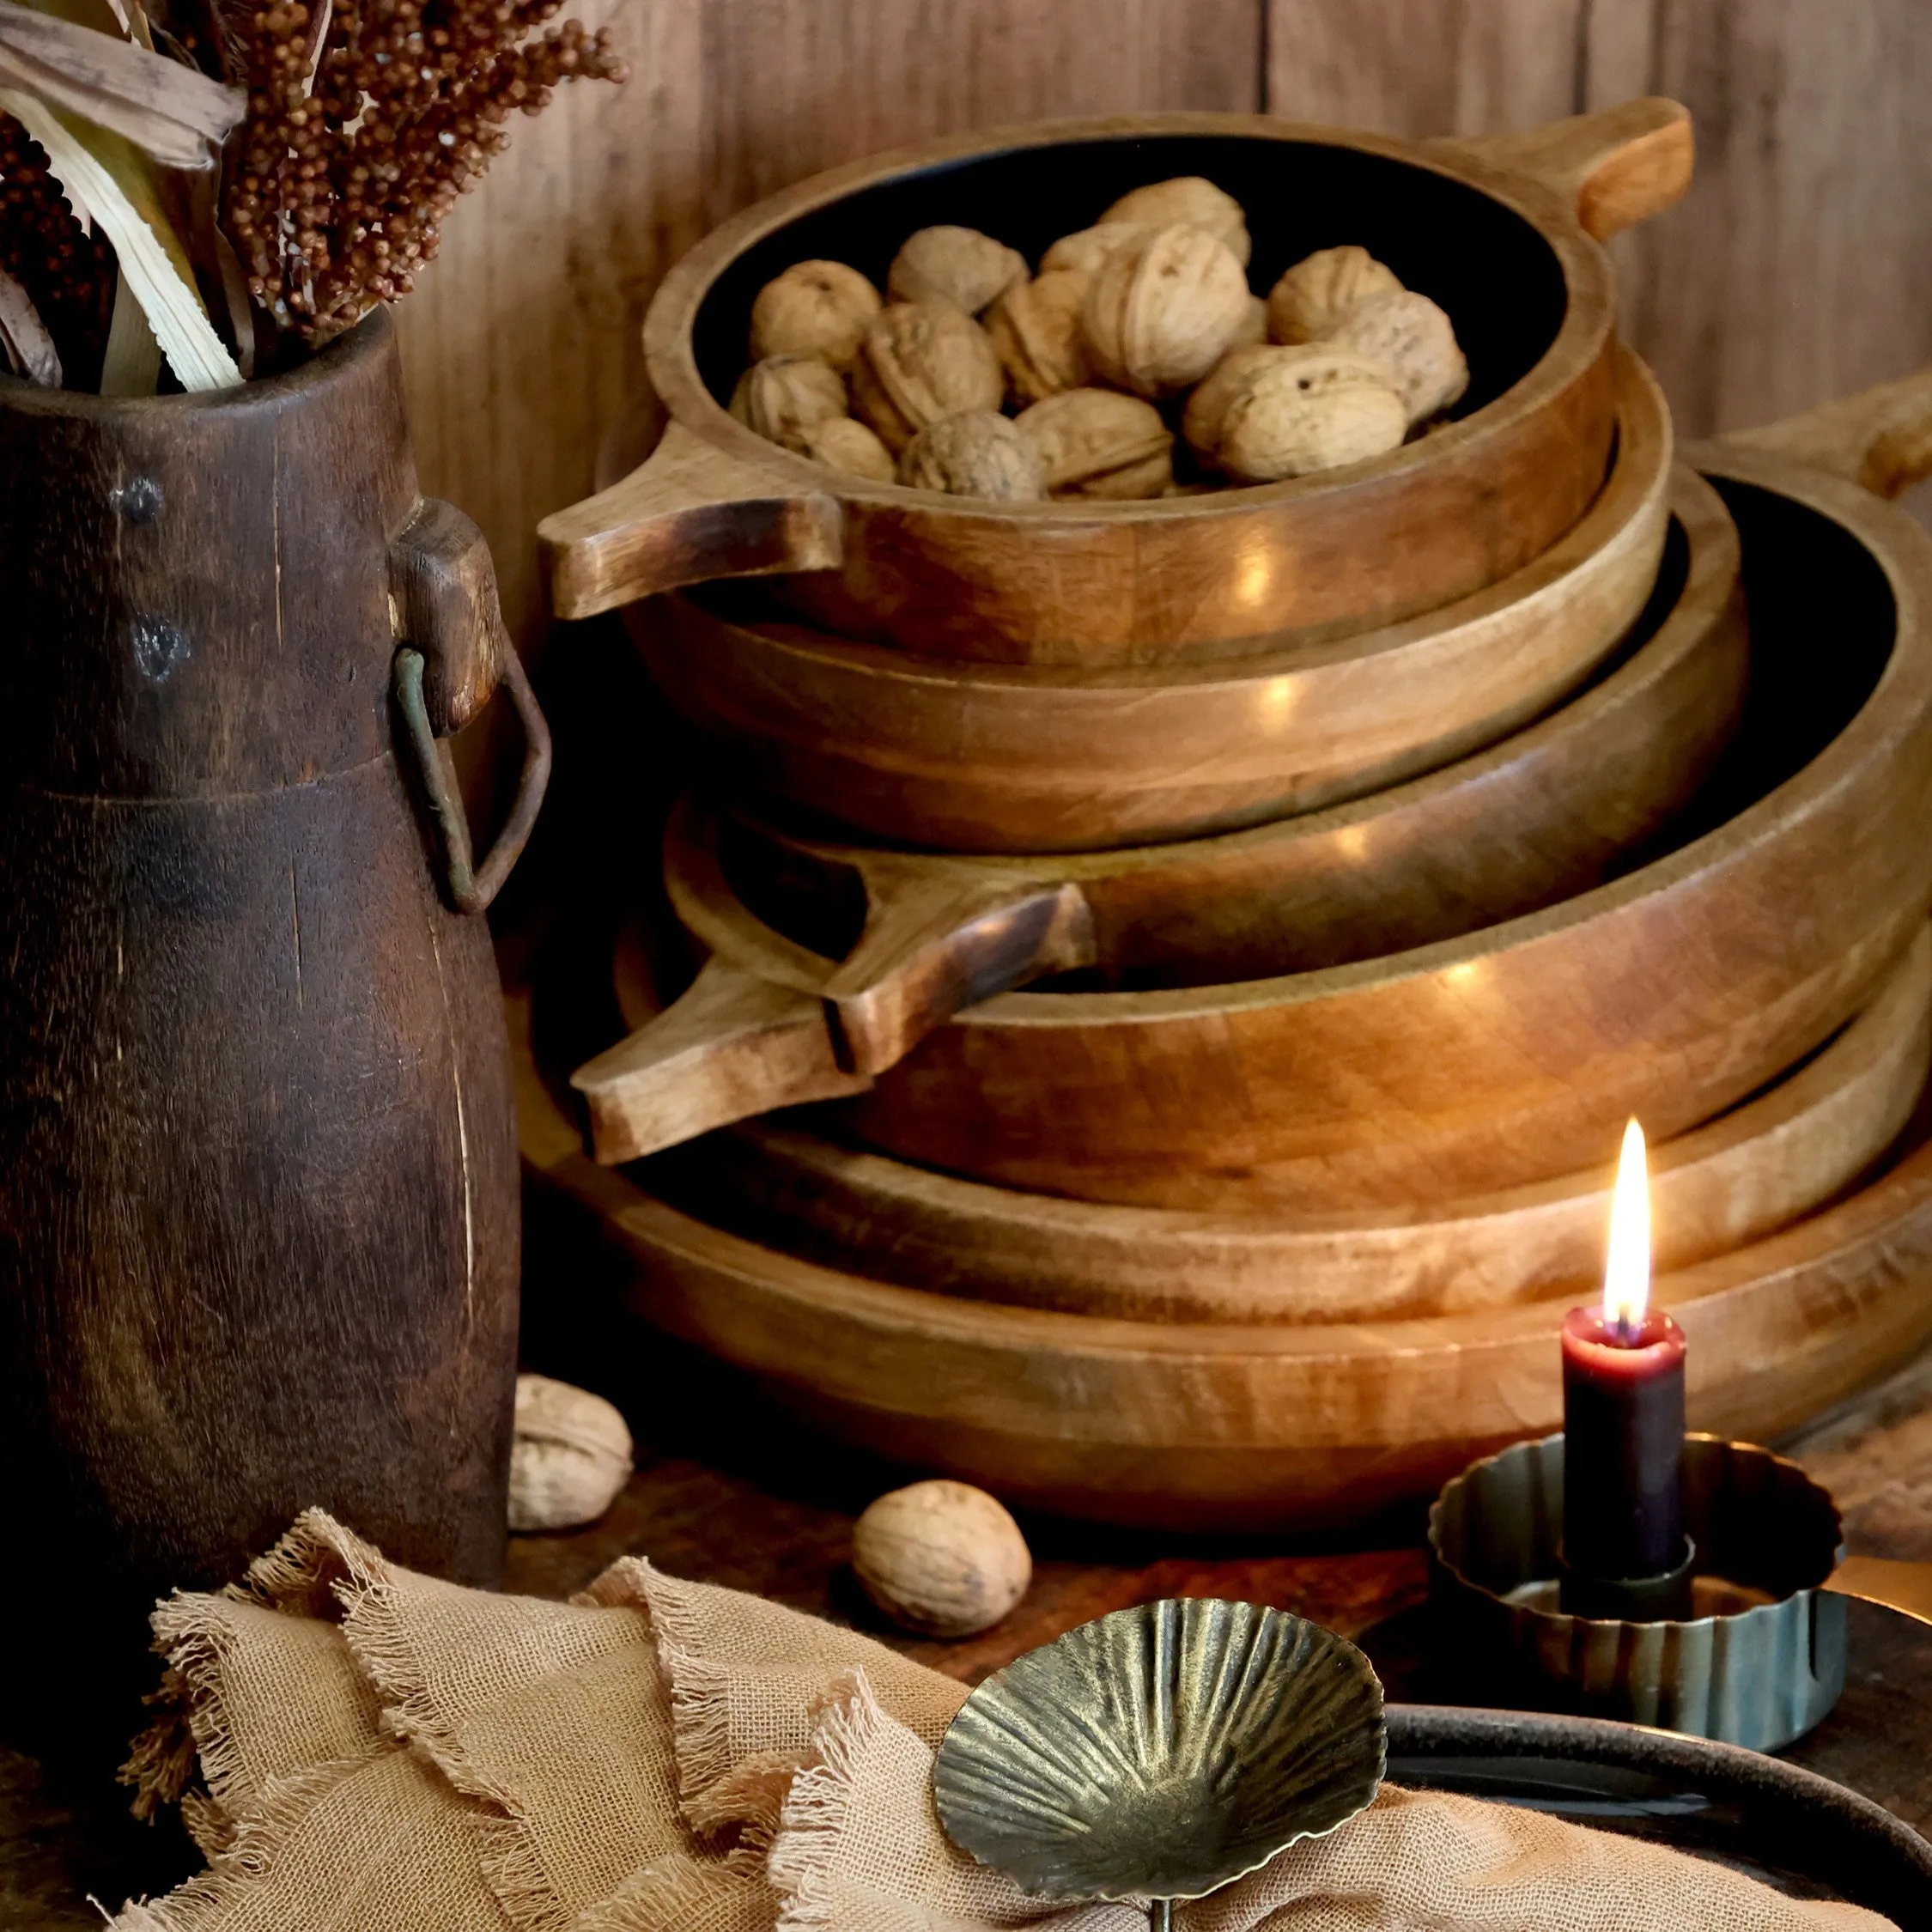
[398,0,1932,644]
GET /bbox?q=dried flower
[220,0,628,343]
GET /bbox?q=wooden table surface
[9,1311,1932,1924]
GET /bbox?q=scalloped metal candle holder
[1428,1432,1846,1751]
[933,1599,1386,1931]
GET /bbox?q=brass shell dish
[933,1599,1386,1917]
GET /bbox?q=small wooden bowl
[576,461,1741,1162]
[635,349,1672,851]
[541,103,1692,664]
[648,927,1932,1326]
[519,994,1932,1534]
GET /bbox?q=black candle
[1559,1121,1689,1614]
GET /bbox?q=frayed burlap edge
[565,1852,775,1932]
[119,1510,386,1828]
[763,1673,879,1932]
[110,1755,381,1932]
[576,1558,738,1836]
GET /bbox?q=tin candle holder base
[1427,1433,1845,1752]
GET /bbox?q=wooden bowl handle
[1440,97,1693,241]
[538,418,845,621]
[570,953,871,1164]
[1714,368,1932,499]
[823,855,1097,1076]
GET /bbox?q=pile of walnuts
[730,176,1468,503]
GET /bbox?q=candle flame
[1602,1118,1650,1338]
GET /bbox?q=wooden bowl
[648,927,1932,1325]
[611,392,1932,1210]
[634,349,1673,851]
[519,993,1932,1534]
[540,102,1692,664]
[577,460,1741,1162]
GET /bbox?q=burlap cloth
[111,1509,1893,1931]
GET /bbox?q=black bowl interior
[712,477,1900,992]
[690,132,1569,422]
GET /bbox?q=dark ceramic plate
[1390,1705,1932,1922]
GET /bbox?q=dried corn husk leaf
[0,1,241,167]
[0,86,240,389]
[99,265,159,392]
[0,264,61,382]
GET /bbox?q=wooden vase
[0,313,547,1747]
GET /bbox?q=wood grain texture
[544,110,1634,657]
[784,448,1932,1210]
[1266,0,1932,463]
[516,990,1932,1533]
[0,314,520,1757]
[592,469,1741,1163]
[400,0,1263,647]
[653,928,1932,1326]
[634,350,1673,848]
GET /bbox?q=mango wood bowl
[633,349,1673,851]
[540,101,1692,664]
[517,993,1932,1534]
[577,458,1741,1163]
[656,396,1932,1213]
[642,927,1932,1326]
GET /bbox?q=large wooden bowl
[580,461,1741,1162]
[540,103,1692,664]
[519,993,1932,1534]
[628,389,1932,1209]
[635,349,1672,851]
[653,927,1932,1325]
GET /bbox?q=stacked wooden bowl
[536,107,1932,1529]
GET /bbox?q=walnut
[1081,224,1252,399]
[507,1376,632,1533]
[852,1480,1032,1637]
[850,301,1005,454]
[1209,347,1408,483]
[1266,246,1404,345]
[1016,389,1173,500]
[986,270,1091,405]
[896,410,1046,500]
[1233,292,1268,348]
[798,416,896,483]
[749,259,882,371]
[1321,289,1469,425]
[1100,175,1250,266]
[1182,344,1291,459]
[728,355,848,452]
[888,224,1028,315]
[1039,221,1153,279]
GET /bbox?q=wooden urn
[0,313,545,1747]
